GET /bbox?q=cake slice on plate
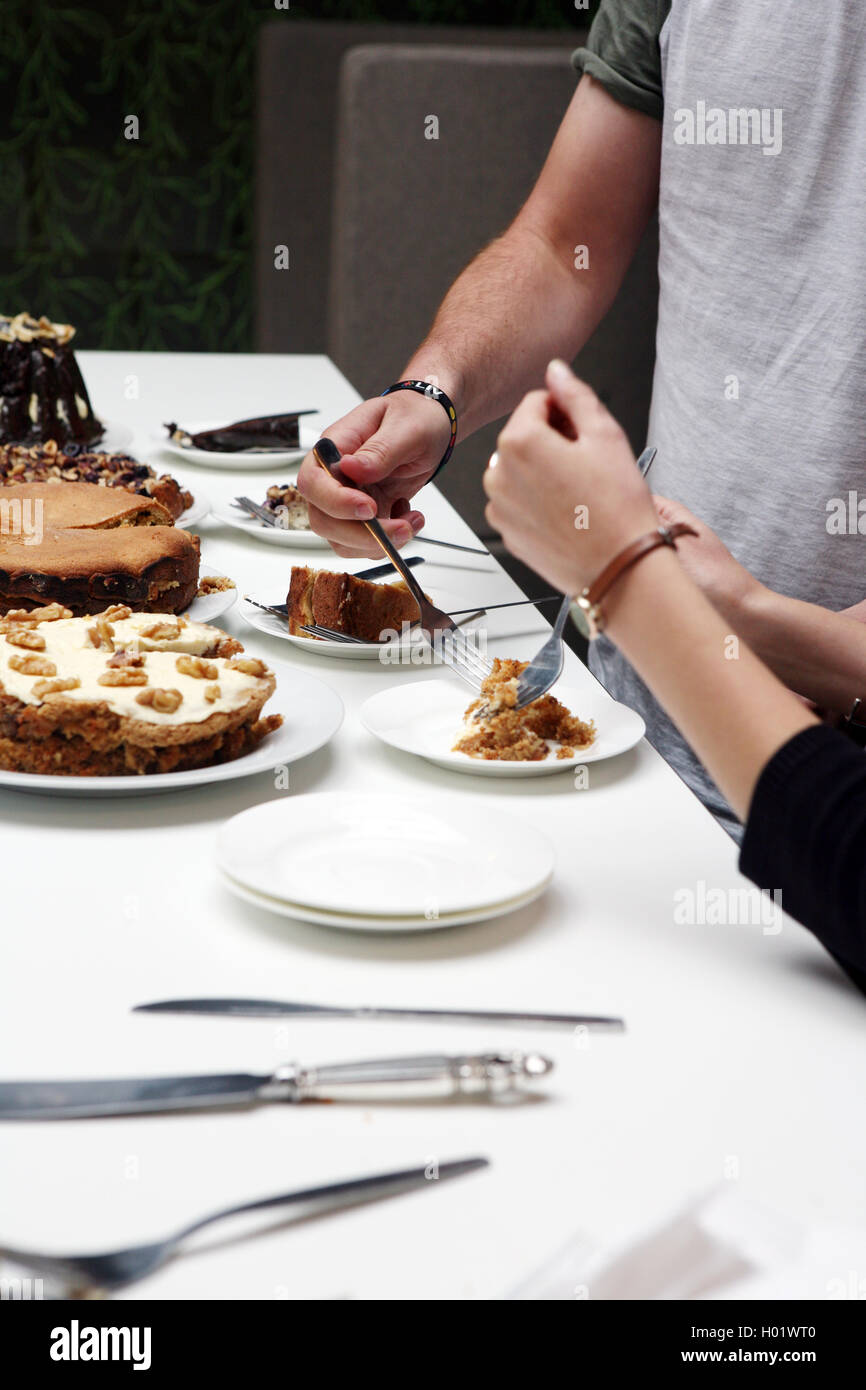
[287,566,420,641]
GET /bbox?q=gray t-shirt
[575,0,866,835]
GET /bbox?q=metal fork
[312,439,493,690]
[514,445,658,709]
[234,496,280,527]
[301,609,486,644]
[0,1158,486,1297]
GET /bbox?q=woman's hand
[652,495,762,623]
[483,360,658,595]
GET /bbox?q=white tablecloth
[0,352,860,1301]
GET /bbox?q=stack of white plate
[217,792,554,932]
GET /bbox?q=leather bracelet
[381,380,457,478]
[570,522,698,640]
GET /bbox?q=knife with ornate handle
[0,1051,553,1120]
[134,997,624,1031]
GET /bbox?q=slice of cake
[0,313,102,448]
[0,481,200,616]
[287,566,420,641]
[454,658,596,762]
[263,483,310,530]
[0,605,282,776]
[0,440,193,520]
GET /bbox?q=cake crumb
[453,658,595,762]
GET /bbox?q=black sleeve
[572,0,671,121]
[739,724,866,992]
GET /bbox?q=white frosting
[0,614,269,727]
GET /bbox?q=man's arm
[407,73,662,434]
[298,75,662,557]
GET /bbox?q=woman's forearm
[729,585,866,716]
[604,549,818,820]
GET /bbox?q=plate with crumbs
[360,679,645,777]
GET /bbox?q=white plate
[217,791,555,918]
[185,564,239,623]
[219,867,548,933]
[154,419,320,470]
[360,679,645,777]
[0,660,343,797]
[238,587,474,661]
[212,498,329,548]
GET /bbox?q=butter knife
[0,1051,553,1120]
[134,997,624,1031]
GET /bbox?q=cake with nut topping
[0,313,103,448]
[0,605,282,775]
[0,439,193,520]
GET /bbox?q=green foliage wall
[0,0,598,351]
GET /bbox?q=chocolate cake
[0,313,102,448]
[287,566,420,641]
[0,606,282,776]
[0,440,193,521]
[0,482,200,616]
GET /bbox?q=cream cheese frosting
[0,614,270,727]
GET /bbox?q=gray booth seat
[330,43,658,548]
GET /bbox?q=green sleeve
[572,0,670,121]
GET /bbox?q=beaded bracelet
[380,380,458,478]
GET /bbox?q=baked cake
[263,483,310,530]
[0,482,200,616]
[0,440,193,520]
[0,313,102,448]
[0,605,282,776]
[288,566,420,641]
[454,658,596,762]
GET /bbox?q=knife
[134,997,624,1031]
[0,1050,553,1120]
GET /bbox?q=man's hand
[652,495,762,623]
[296,390,453,558]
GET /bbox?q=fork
[312,438,493,691]
[0,1157,486,1297]
[234,496,280,527]
[514,445,658,709]
[301,609,486,644]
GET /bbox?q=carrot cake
[0,313,102,448]
[287,565,420,641]
[0,605,282,775]
[454,658,596,762]
[0,481,200,616]
[0,439,193,520]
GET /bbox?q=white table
[0,352,860,1301]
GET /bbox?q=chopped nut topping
[86,617,116,651]
[140,621,181,641]
[26,603,71,624]
[32,677,80,699]
[8,655,57,677]
[97,668,148,687]
[176,655,217,680]
[203,683,221,703]
[102,604,133,622]
[107,649,144,669]
[135,686,182,713]
[228,657,268,678]
[6,629,46,651]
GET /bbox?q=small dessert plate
[238,588,474,660]
[154,419,320,471]
[360,679,645,777]
[219,868,548,933]
[217,792,554,919]
[186,563,239,623]
[0,660,343,798]
[175,488,211,530]
[212,498,330,548]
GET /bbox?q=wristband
[570,523,698,640]
[381,380,457,479]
